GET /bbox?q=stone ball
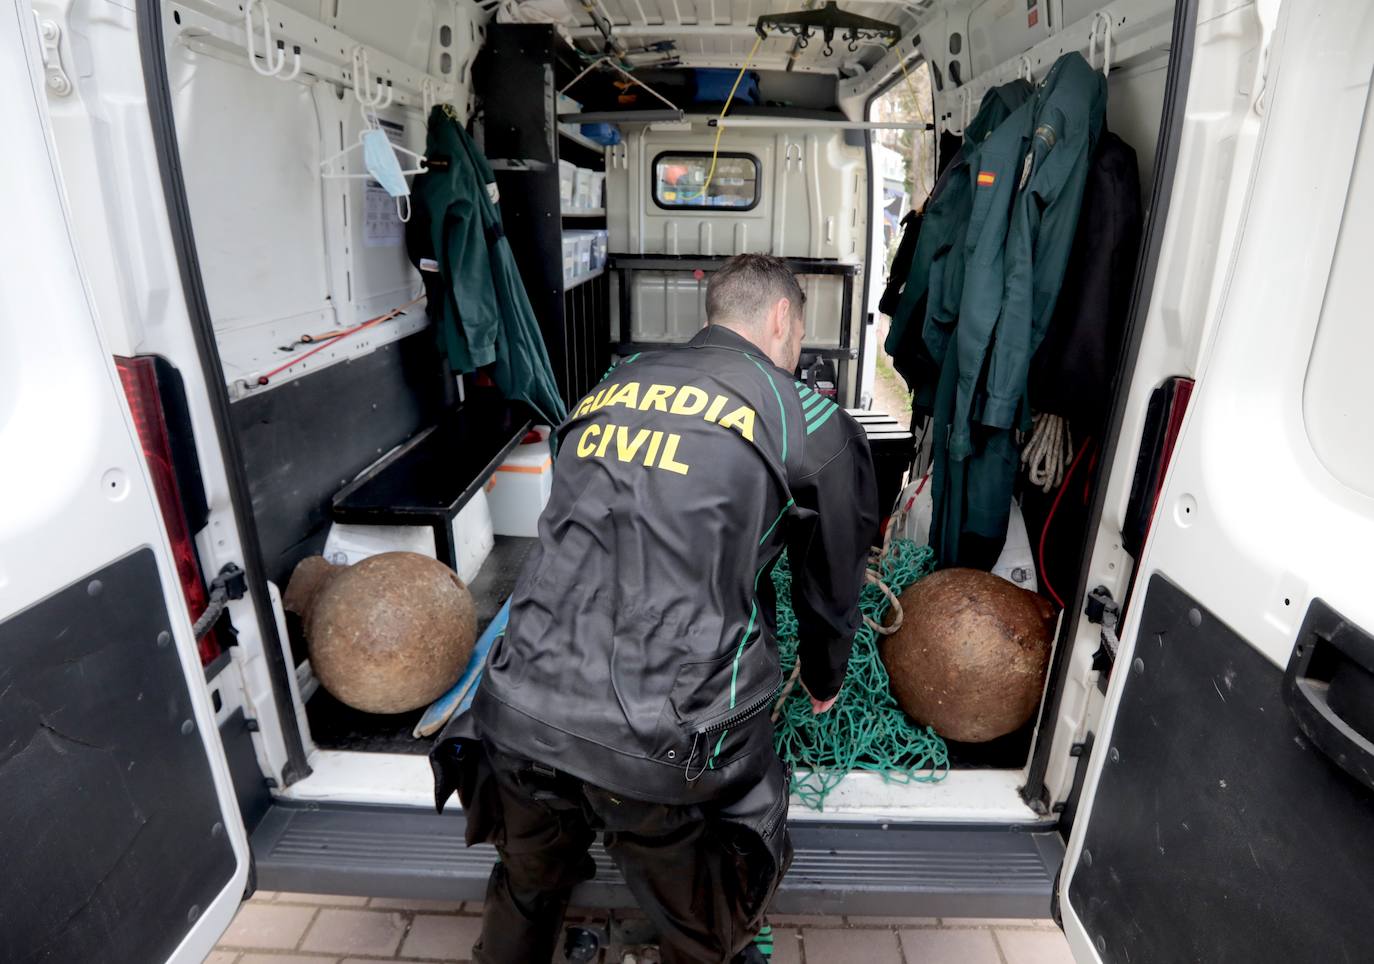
[304,551,477,714]
[283,555,346,619]
[881,567,1056,743]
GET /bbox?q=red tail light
[116,356,221,665]
[1122,376,1195,559]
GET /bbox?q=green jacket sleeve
[946,100,1035,462]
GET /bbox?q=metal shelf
[563,267,605,290]
[558,124,607,153]
[561,207,606,218]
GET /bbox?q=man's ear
[770,297,792,338]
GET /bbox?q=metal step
[252,802,1063,918]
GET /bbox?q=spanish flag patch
[977,171,996,186]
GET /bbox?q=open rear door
[0,5,247,962]
[1060,5,1374,962]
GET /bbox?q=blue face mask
[362,128,410,198]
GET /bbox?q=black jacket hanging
[1028,130,1143,431]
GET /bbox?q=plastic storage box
[321,487,495,586]
[573,167,594,209]
[562,234,579,285]
[589,229,608,271]
[486,428,554,537]
[559,160,576,209]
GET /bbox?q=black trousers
[465,743,791,964]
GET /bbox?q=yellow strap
[680,34,765,202]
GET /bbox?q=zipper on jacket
[684,676,782,782]
[760,767,791,840]
[698,674,781,735]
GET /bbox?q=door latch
[1085,585,1121,675]
[32,13,72,97]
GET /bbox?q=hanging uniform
[432,324,878,963]
[929,53,1107,568]
[407,108,500,374]
[883,81,1033,413]
[982,53,1107,434]
[407,107,568,426]
[1029,130,1142,430]
[927,89,1038,567]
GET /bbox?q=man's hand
[810,694,838,715]
[801,679,838,715]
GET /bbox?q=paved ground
[211,890,1073,964]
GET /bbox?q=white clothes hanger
[320,102,428,222]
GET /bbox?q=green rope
[772,539,949,810]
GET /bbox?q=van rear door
[1,10,247,963]
[1058,4,1374,962]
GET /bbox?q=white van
[4,0,1373,961]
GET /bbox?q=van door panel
[0,550,240,964]
[1,9,249,960]
[1062,3,1374,960]
[1067,576,1374,963]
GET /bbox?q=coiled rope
[771,538,949,810]
[1021,412,1073,492]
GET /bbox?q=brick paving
[212,891,1073,963]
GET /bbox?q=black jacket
[470,325,878,804]
[1029,130,1142,430]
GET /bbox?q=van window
[869,59,935,274]
[653,152,760,210]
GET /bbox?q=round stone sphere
[881,568,1055,743]
[305,552,477,714]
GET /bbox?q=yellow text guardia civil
[571,381,758,476]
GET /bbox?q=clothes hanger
[319,101,429,222]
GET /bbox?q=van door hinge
[32,14,72,97]
[1085,585,1121,676]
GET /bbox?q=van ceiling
[555,0,936,76]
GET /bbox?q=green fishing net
[771,539,949,809]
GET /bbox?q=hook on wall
[245,0,301,80]
[1089,10,1114,78]
[350,46,394,109]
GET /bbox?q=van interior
[44,0,1271,913]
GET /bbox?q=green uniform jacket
[408,109,501,372]
[984,53,1107,431]
[928,93,1037,567]
[408,108,567,427]
[883,81,1032,410]
[930,53,1107,568]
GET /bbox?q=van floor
[302,535,1035,768]
[304,535,538,755]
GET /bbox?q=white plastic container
[573,167,594,209]
[558,159,576,209]
[322,522,433,567]
[576,234,593,275]
[565,229,596,279]
[562,234,579,285]
[590,228,608,271]
[321,487,495,586]
[590,170,606,209]
[452,487,496,585]
[486,428,554,537]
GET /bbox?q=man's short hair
[705,253,806,328]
